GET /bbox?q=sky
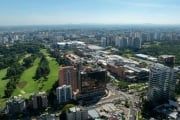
[0,0,180,25]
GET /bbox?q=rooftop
[57,41,85,46]
[87,45,104,50]
[88,109,100,118]
[159,55,175,58]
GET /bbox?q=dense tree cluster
[0,55,18,70]
[115,40,180,65]
[4,56,37,97]
[0,42,43,70]
[6,63,25,79]
[139,40,180,65]
[0,42,43,98]
[23,55,36,68]
[4,62,25,97]
[4,78,17,97]
[49,49,65,65]
[34,55,50,80]
[117,81,128,90]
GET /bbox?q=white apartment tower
[148,63,177,105]
[56,85,73,104]
[101,37,107,47]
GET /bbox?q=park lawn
[41,58,59,92]
[0,68,9,109]
[12,49,59,98]
[142,41,160,48]
[12,58,40,98]
[40,49,50,57]
[40,49,59,92]
[142,43,151,48]
[19,54,31,64]
[0,68,8,97]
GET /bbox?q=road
[85,72,141,120]
[106,83,139,120]
[107,72,140,120]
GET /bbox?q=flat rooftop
[87,45,104,50]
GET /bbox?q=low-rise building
[159,55,175,67]
[154,101,180,120]
[88,109,100,119]
[57,41,85,49]
[65,54,81,65]
[106,63,125,78]
[124,64,149,81]
[66,106,88,120]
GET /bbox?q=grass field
[19,54,31,64]
[12,58,40,98]
[0,54,31,97]
[0,68,8,97]
[12,49,59,98]
[142,41,160,48]
[0,68,9,109]
[40,49,60,92]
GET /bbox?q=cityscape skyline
[1,18,180,119]
[0,0,180,26]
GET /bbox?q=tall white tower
[148,63,177,105]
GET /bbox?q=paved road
[107,83,139,120]
[86,72,140,120]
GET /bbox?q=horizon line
[1,23,180,27]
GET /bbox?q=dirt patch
[20,90,26,94]
[17,81,27,89]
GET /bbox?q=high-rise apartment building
[115,36,128,48]
[58,66,78,91]
[115,36,141,49]
[101,37,107,47]
[30,92,48,110]
[6,96,26,114]
[148,63,177,105]
[56,85,73,104]
[100,36,114,47]
[133,37,142,49]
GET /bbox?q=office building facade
[79,70,107,94]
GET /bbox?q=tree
[125,100,129,108]
[62,104,75,113]
[6,63,25,78]
[117,81,128,90]
[34,55,50,80]
[23,55,35,68]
